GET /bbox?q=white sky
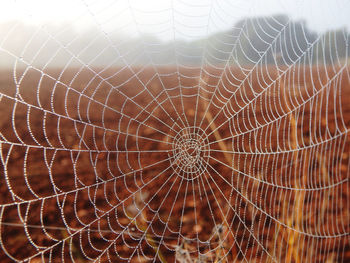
[1,0,350,40]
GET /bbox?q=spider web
[0,0,349,262]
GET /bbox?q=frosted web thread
[0,0,349,262]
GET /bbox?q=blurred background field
[0,0,349,262]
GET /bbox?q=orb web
[0,0,349,262]
[169,126,210,180]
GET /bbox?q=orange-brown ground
[0,66,349,262]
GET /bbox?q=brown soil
[0,65,349,262]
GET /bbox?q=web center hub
[170,126,210,180]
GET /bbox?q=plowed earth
[0,66,349,262]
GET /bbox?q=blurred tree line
[167,14,350,66]
[0,14,349,68]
